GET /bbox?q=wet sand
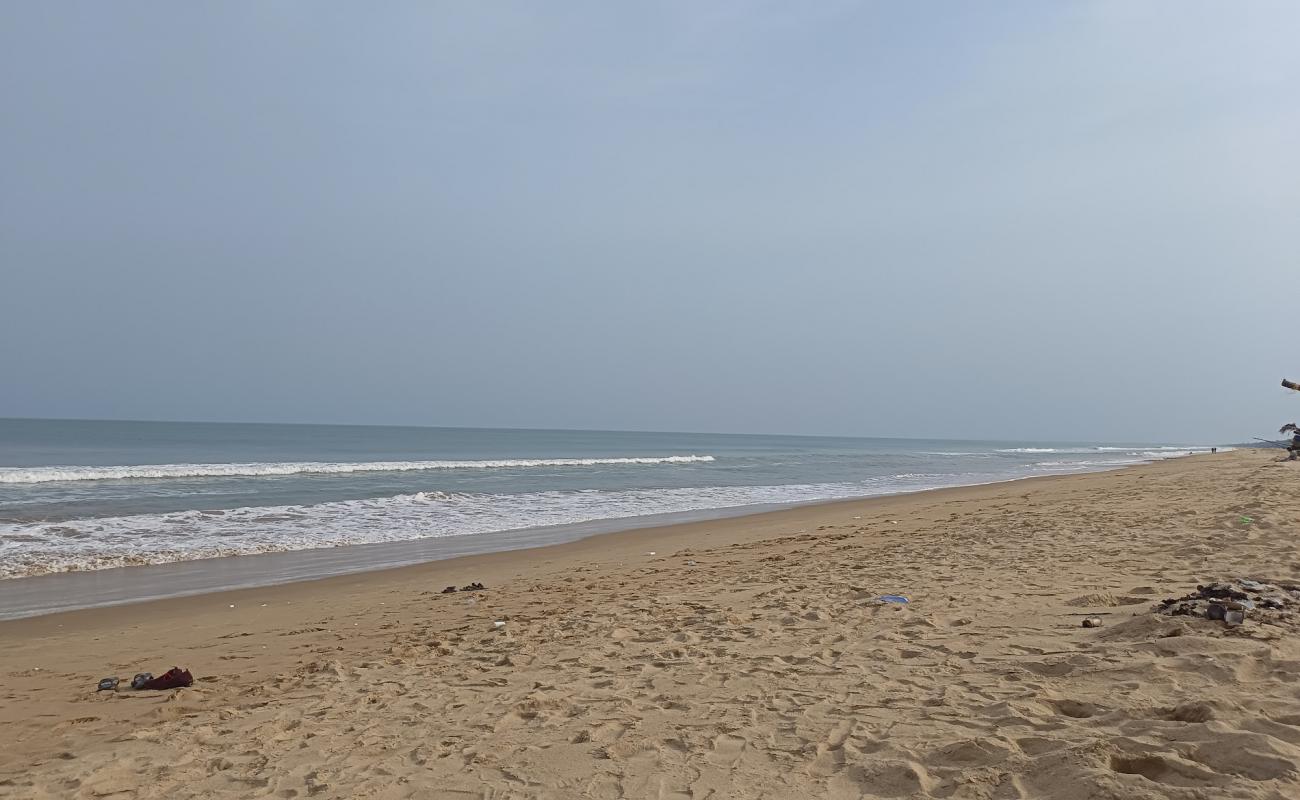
[0,503,803,621]
[3,449,1299,799]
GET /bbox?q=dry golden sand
[3,449,1300,799]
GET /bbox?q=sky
[2,2,1297,443]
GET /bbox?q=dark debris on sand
[440,582,487,594]
[1157,579,1300,627]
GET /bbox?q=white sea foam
[0,444,1230,580]
[0,455,716,484]
[1033,459,1145,468]
[999,446,1219,455]
[0,475,958,578]
[1030,447,1226,470]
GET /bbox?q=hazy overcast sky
[2,2,1297,442]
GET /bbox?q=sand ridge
[3,450,1299,799]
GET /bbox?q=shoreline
[0,454,1209,636]
[6,448,1300,798]
[0,458,1198,621]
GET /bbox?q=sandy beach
[3,449,1299,799]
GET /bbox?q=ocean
[0,418,1221,617]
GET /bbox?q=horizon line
[0,414,1226,448]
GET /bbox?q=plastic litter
[877,595,909,604]
[97,677,120,691]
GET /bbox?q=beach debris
[128,667,194,691]
[1081,617,1103,628]
[877,595,909,604]
[1281,423,1300,459]
[1156,579,1300,626]
[143,667,193,690]
[1239,515,1254,525]
[685,560,698,566]
[647,551,656,556]
[492,621,506,628]
[96,677,120,691]
[442,582,486,593]
[1253,436,1291,448]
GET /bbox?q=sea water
[0,419,1220,615]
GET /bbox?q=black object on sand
[128,667,193,690]
[139,667,193,690]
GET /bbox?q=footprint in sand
[1048,698,1098,719]
[827,761,931,799]
[708,733,746,766]
[1109,753,1224,787]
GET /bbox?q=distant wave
[0,455,716,484]
[919,452,991,457]
[1034,459,1146,468]
[998,446,1217,455]
[1029,447,1227,469]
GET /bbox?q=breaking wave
[0,474,963,578]
[0,455,716,485]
